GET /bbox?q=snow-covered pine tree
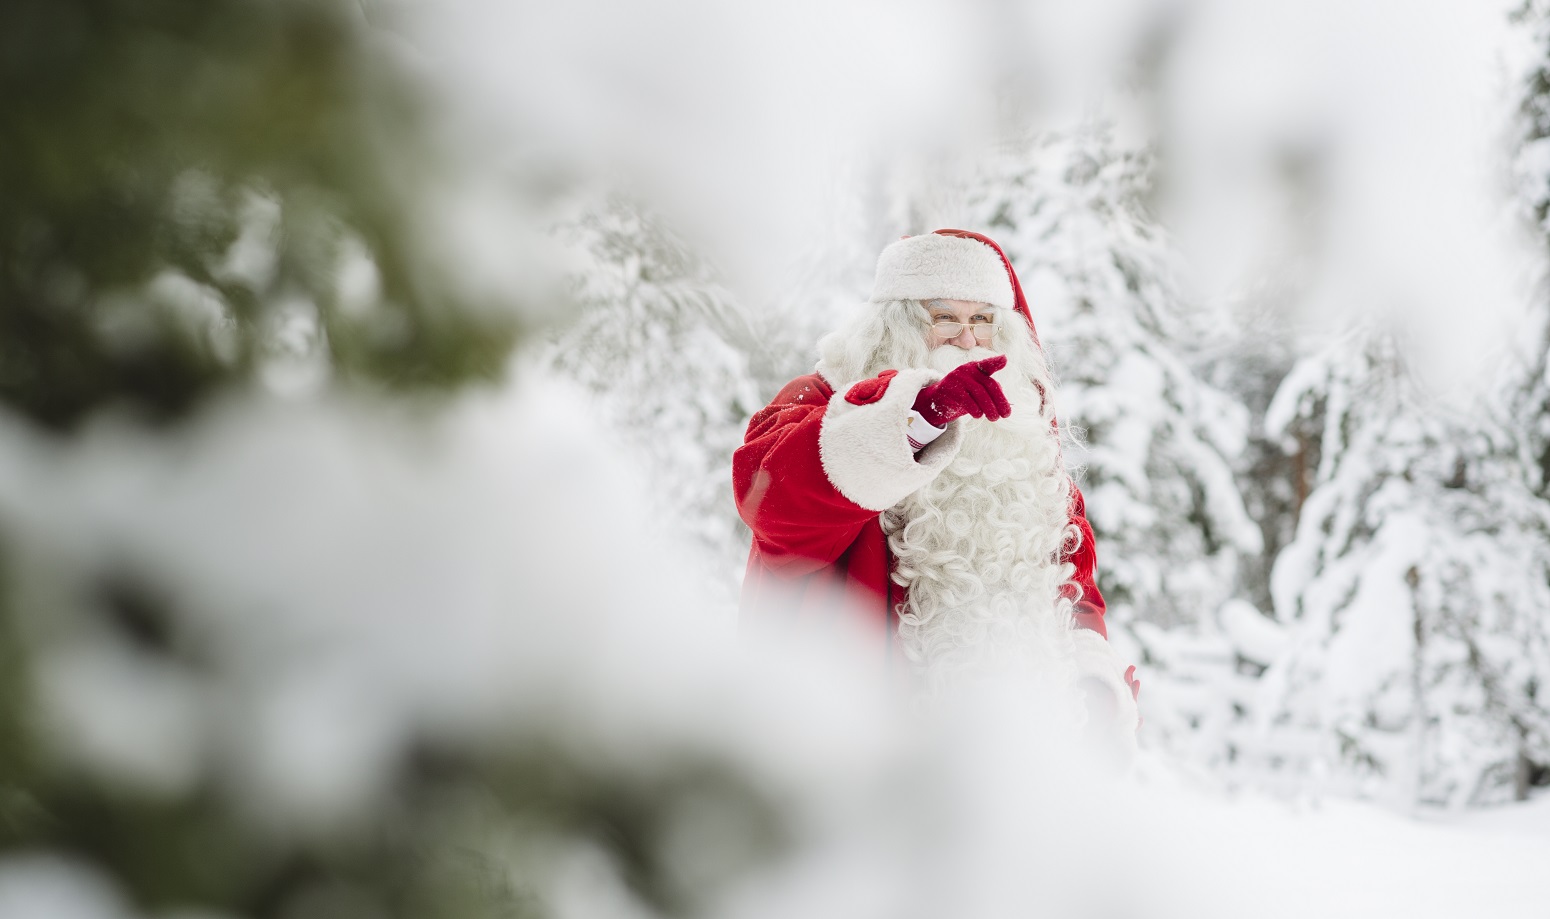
[1488,0,1550,800]
[973,127,1262,626]
[1260,327,1550,806]
[1513,0,1550,514]
[548,195,764,590]
[958,126,1264,761]
[0,0,524,430]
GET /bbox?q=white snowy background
[4,0,1550,917]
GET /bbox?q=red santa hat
[870,228,1040,345]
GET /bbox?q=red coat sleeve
[1063,485,1109,638]
[733,376,878,577]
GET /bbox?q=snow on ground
[1439,787,1550,843]
[1130,760,1550,919]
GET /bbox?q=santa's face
[923,299,998,352]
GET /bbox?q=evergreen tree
[1513,0,1550,505]
[0,5,792,916]
[968,127,1262,631]
[1260,329,1550,805]
[947,127,1263,763]
[0,0,525,431]
[547,195,764,587]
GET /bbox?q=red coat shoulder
[772,373,832,406]
[742,373,833,442]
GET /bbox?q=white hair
[818,300,1083,699]
[815,298,935,387]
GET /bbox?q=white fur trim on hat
[817,368,964,512]
[871,235,1014,309]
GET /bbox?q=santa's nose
[951,328,977,349]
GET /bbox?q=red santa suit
[734,370,1106,641]
[733,229,1138,721]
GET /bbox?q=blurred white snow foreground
[0,372,1545,919]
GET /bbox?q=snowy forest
[4,1,1550,917]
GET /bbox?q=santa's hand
[912,356,1011,427]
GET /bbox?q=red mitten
[911,356,1011,427]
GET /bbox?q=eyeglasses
[931,321,998,341]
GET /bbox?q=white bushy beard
[883,342,1081,701]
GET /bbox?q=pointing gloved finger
[974,355,1008,375]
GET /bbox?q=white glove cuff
[906,410,947,451]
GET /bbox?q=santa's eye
[971,314,993,324]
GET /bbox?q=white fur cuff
[818,368,963,512]
[1070,628,1141,740]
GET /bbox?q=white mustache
[926,344,1000,374]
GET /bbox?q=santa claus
[734,229,1139,744]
